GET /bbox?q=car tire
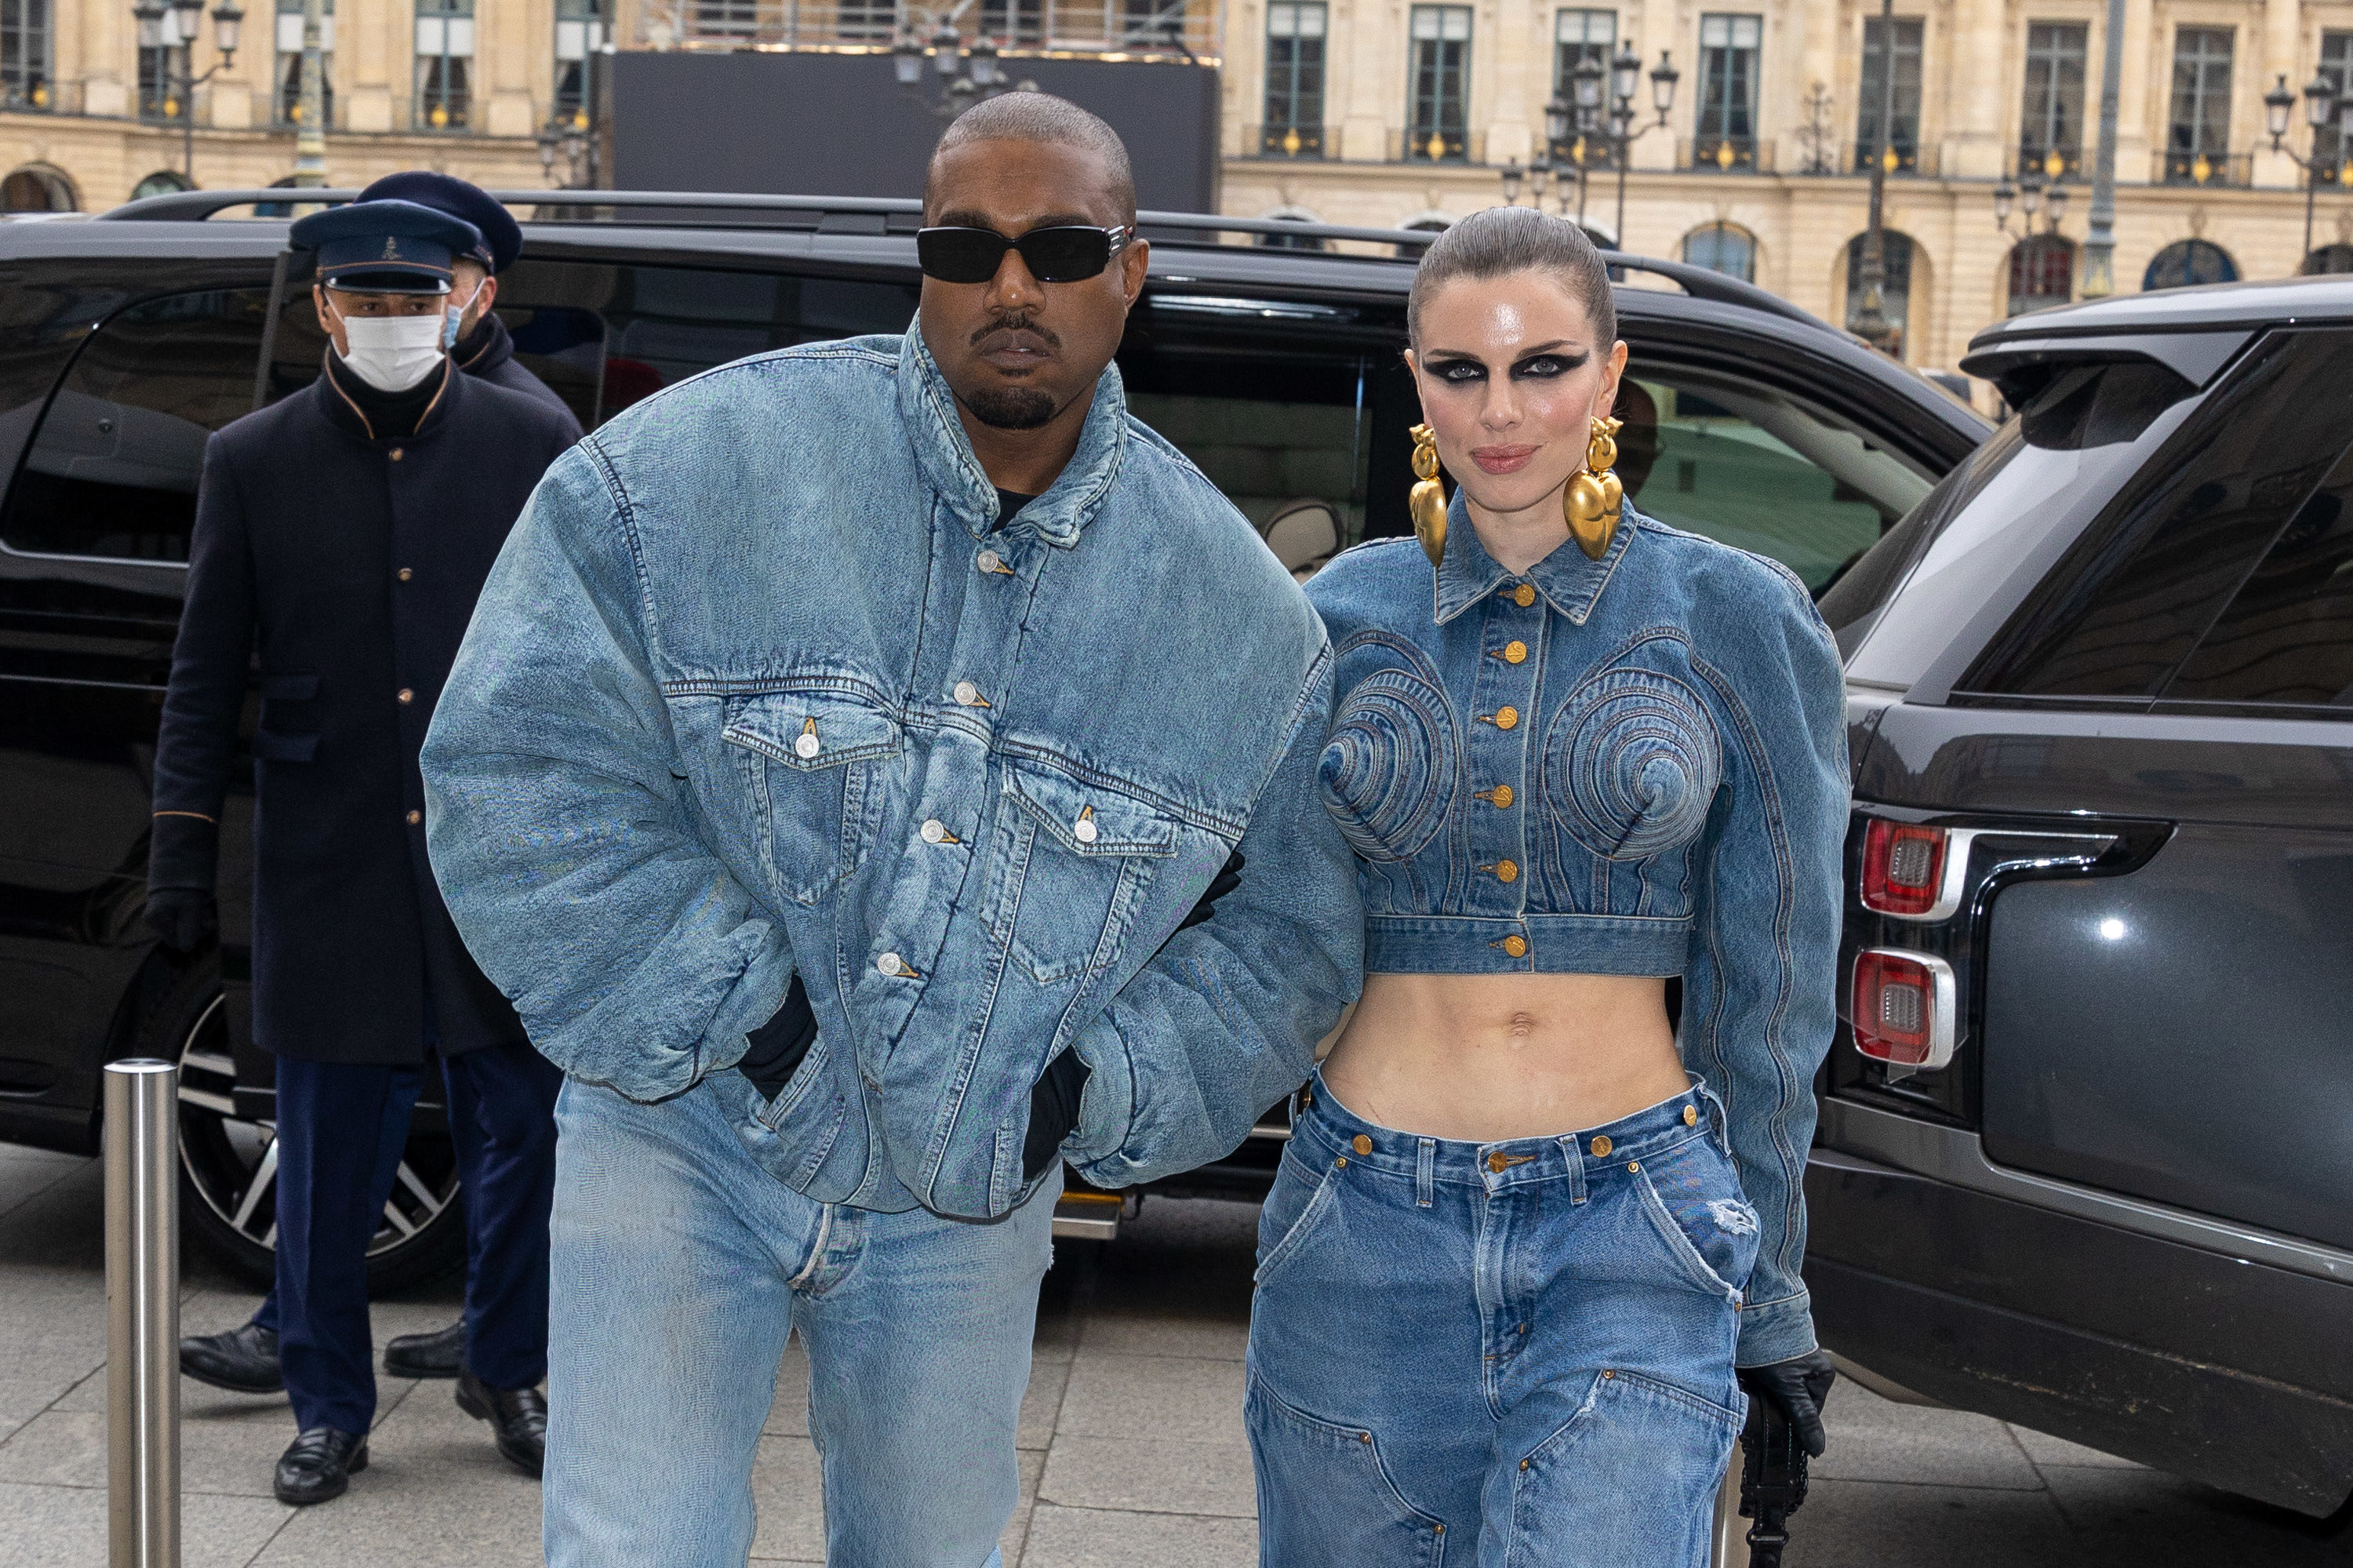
[130,956,467,1294]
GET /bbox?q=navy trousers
[255,1041,562,1434]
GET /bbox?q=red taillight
[1861,819,1950,918]
[1851,948,1957,1070]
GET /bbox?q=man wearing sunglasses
[421,93,1360,1565]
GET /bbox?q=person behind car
[151,198,581,1506]
[359,169,577,425]
[1249,206,1848,1566]
[416,93,1360,1565]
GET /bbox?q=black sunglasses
[916,224,1135,285]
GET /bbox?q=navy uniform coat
[154,362,580,1065]
[454,313,578,424]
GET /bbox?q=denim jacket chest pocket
[722,689,904,908]
[1540,665,1721,871]
[985,759,1182,985]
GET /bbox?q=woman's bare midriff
[1320,972,1689,1142]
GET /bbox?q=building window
[1695,14,1762,169]
[1844,231,1914,351]
[2143,238,2237,291]
[692,1,762,39]
[1855,16,1922,173]
[138,5,193,121]
[2018,21,2086,176]
[415,0,472,129]
[1261,2,1326,156]
[2,0,51,110]
[2319,31,2353,184]
[2164,27,2234,184]
[980,0,1043,47]
[2,163,73,210]
[275,0,333,127]
[1682,221,1755,282]
[1406,5,1471,162]
[555,0,603,128]
[131,169,191,200]
[2304,242,2353,275]
[2006,232,2073,315]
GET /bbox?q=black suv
[0,189,1984,1289]
[1809,275,2353,1519]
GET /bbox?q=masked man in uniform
[151,200,580,1504]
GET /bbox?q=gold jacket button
[1493,859,1519,883]
[1502,935,1528,959]
[1590,1134,1613,1158]
[1493,706,1518,730]
[1352,1134,1373,1155]
[1511,583,1537,607]
[1503,640,1528,664]
[396,687,413,704]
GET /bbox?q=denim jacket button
[953,680,982,707]
[1073,809,1099,844]
[794,732,821,759]
[920,818,948,843]
[877,951,905,977]
[976,548,1005,574]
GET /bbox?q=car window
[0,289,268,563]
[1618,367,1935,596]
[2161,438,2353,711]
[596,267,920,417]
[1962,329,2353,703]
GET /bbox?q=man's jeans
[543,1073,1058,1567]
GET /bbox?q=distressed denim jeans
[1246,1069,1755,1568]
[541,1074,1056,1568]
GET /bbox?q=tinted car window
[1620,368,1933,595]
[0,289,268,562]
[2161,438,2353,711]
[597,267,919,417]
[1966,329,2353,702]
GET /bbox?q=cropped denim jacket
[420,328,1360,1221]
[1304,497,1848,1365]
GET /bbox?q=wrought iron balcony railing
[2157,148,2250,187]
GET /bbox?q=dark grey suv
[1808,275,2353,1518]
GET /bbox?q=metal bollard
[105,1059,180,1568]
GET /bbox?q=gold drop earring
[1408,423,1447,568]
[1565,414,1624,560]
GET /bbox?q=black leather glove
[145,886,218,952]
[1177,849,1245,933]
[740,973,817,1101]
[1737,1348,1837,1458]
[1022,1048,1089,1181]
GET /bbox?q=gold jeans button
[1589,1134,1613,1158]
[1351,1134,1373,1155]
[1684,1104,1700,1126]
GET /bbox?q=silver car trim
[1815,1097,2353,1286]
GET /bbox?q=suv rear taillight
[1851,948,1957,1070]
[1861,819,1963,919]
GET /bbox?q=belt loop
[1560,1136,1588,1205]
[1694,1079,1733,1158]
[1416,1137,1435,1208]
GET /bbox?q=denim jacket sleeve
[420,446,796,1102]
[1063,649,1364,1188]
[1679,570,1850,1368]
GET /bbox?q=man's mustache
[972,313,1061,352]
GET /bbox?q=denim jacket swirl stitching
[420,328,1361,1221]
[1304,495,1848,1364]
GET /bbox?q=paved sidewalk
[2,1138,2346,1566]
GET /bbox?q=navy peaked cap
[290,198,480,293]
[358,171,521,273]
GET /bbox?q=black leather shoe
[274,1427,368,1505]
[383,1319,464,1379]
[456,1369,547,1477]
[179,1322,282,1395]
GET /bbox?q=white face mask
[443,280,484,351]
[331,301,448,393]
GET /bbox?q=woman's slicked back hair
[1406,206,1616,351]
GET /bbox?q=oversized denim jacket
[1304,495,1848,1365]
[419,328,1361,1221]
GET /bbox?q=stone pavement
[2,1137,2346,1566]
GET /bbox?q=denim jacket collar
[1431,487,1638,628]
[894,325,1131,549]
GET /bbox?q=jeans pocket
[1246,1376,1448,1568]
[1632,1137,1761,1302]
[1507,1369,1740,1568]
[1253,1148,1343,1286]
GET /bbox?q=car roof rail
[93,186,1822,326]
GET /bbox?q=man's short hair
[928,93,1137,227]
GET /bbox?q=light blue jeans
[541,1072,1058,1567]
[1247,1068,1755,1568]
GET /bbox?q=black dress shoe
[179,1322,282,1395]
[274,1427,368,1505]
[456,1369,547,1477]
[383,1319,464,1379]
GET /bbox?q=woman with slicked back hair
[1245,205,1851,1566]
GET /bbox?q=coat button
[953,680,982,707]
[396,688,413,704]
[877,951,905,977]
[921,818,948,843]
[1493,705,1519,730]
[1503,640,1528,664]
[388,447,404,461]
[406,809,421,825]
[1511,583,1536,607]
[1502,935,1528,958]
[1490,784,1514,809]
[1073,809,1099,844]
[396,567,413,582]
[976,548,1006,574]
[1493,859,1518,883]
[795,732,821,759]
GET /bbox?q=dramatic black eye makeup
[1421,341,1593,384]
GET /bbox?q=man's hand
[1737,1348,1838,1457]
[144,887,218,953]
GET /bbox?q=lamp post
[892,23,1030,118]
[1852,0,1900,352]
[2265,71,2351,269]
[133,0,243,184]
[1555,46,1675,246]
[1499,158,1524,205]
[1993,158,2070,238]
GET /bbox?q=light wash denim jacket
[1304,496,1849,1365]
[420,328,1362,1220]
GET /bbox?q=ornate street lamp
[133,0,243,184]
[894,20,1029,118]
[1994,164,2068,238]
[2265,71,2350,266]
[1499,158,1524,205]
